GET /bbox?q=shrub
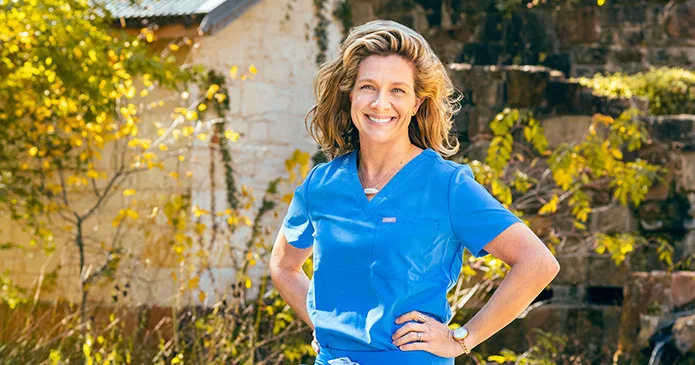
[573,67,695,116]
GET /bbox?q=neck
[357,139,420,178]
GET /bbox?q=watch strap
[450,329,470,355]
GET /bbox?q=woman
[269,20,560,365]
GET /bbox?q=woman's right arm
[269,227,314,329]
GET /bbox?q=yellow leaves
[281,193,293,205]
[197,103,207,111]
[168,44,179,51]
[249,64,258,75]
[112,208,139,227]
[595,233,636,265]
[490,179,512,206]
[86,170,99,179]
[28,146,38,156]
[171,354,183,364]
[123,189,136,197]
[214,93,226,103]
[285,149,311,182]
[198,290,206,303]
[538,195,559,215]
[140,28,155,43]
[206,84,220,99]
[188,276,199,289]
[197,133,207,142]
[461,265,477,277]
[182,126,195,137]
[597,0,605,6]
[185,110,198,121]
[224,129,239,142]
[229,65,239,79]
[610,148,623,160]
[192,206,209,218]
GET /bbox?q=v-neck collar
[348,147,433,217]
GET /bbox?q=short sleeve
[282,163,322,249]
[448,165,523,258]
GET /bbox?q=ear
[414,97,423,114]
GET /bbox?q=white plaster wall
[188,0,344,303]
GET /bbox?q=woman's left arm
[393,222,560,357]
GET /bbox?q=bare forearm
[270,267,313,330]
[463,258,559,350]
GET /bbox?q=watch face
[453,327,469,340]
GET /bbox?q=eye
[393,88,405,93]
[360,85,375,90]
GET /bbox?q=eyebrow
[356,78,411,88]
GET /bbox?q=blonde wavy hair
[305,19,462,160]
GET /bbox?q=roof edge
[198,0,260,35]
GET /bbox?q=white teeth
[367,115,393,123]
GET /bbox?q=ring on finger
[416,332,423,341]
[417,313,428,323]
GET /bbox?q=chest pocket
[371,216,440,281]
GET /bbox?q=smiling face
[349,54,423,147]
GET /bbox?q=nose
[370,92,390,111]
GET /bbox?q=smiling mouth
[365,114,396,124]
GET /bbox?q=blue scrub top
[282,147,522,365]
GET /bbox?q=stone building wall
[347,0,695,77]
[0,0,344,307]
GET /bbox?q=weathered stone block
[619,271,672,354]
[469,67,506,107]
[505,65,551,108]
[637,199,684,232]
[678,152,695,192]
[674,313,695,354]
[637,143,676,201]
[672,271,695,308]
[547,80,585,114]
[540,115,603,149]
[465,105,499,139]
[557,7,602,44]
[588,254,631,287]
[609,47,646,64]
[665,0,695,40]
[590,203,638,235]
[623,4,648,23]
[572,45,609,65]
[643,115,695,150]
[522,303,568,335]
[555,254,589,285]
[460,42,502,65]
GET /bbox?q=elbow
[269,251,283,284]
[546,255,560,281]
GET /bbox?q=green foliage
[452,106,666,322]
[487,329,569,365]
[0,271,26,309]
[574,67,695,115]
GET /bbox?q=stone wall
[347,0,695,77]
[445,62,695,362]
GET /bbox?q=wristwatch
[451,326,470,354]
